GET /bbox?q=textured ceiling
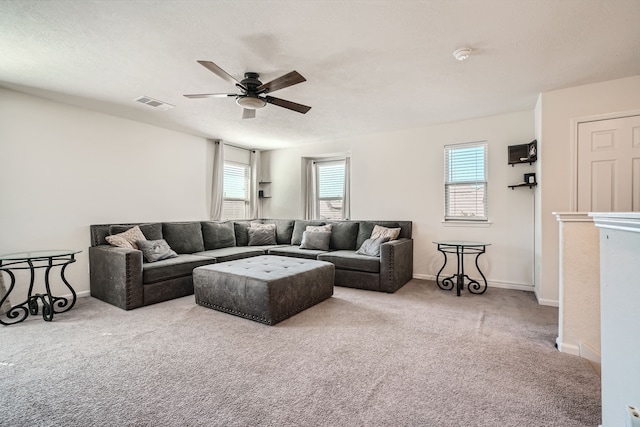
[1,0,639,150]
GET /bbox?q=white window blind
[223,162,250,220]
[316,160,346,220]
[444,142,488,221]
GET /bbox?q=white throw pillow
[105,225,147,249]
[370,225,401,241]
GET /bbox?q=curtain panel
[210,141,224,220]
[249,150,261,219]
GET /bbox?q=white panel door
[577,115,640,212]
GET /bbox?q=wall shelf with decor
[508,183,537,190]
[508,140,537,166]
[258,181,271,199]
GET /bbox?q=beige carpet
[0,279,600,426]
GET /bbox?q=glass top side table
[433,241,490,296]
[0,250,81,325]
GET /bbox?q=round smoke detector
[453,47,472,61]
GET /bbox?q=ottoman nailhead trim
[196,299,269,324]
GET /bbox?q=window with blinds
[444,141,488,221]
[223,162,250,220]
[316,159,346,220]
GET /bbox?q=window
[444,141,488,221]
[315,159,347,220]
[223,162,250,219]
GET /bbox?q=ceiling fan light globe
[236,96,266,109]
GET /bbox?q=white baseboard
[534,287,559,307]
[413,274,535,293]
[556,338,602,375]
[556,338,580,356]
[579,341,601,376]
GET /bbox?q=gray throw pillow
[299,231,331,251]
[248,227,277,246]
[355,236,390,257]
[137,239,178,263]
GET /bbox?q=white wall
[263,111,537,290]
[536,75,640,305]
[0,88,211,299]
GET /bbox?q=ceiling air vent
[134,96,174,111]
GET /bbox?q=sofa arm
[380,238,413,293]
[89,245,144,310]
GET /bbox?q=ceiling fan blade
[265,96,311,114]
[242,108,256,119]
[183,93,236,99]
[257,71,306,93]
[197,60,245,89]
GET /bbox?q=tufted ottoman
[193,255,334,325]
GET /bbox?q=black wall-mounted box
[508,140,537,165]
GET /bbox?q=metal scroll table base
[0,251,79,326]
[435,242,488,296]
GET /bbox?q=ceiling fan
[184,60,311,119]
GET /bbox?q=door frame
[569,109,640,211]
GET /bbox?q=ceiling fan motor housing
[236,72,267,109]
[241,72,263,92]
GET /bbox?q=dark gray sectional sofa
[89,219,413,310]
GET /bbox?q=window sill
[441,220,493,228]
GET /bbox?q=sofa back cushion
[162,222,205,254]
[233,221,252,246]
[261,219,295,244]
[328,221,359,250]
[291,220,326,245]
[201,221,236,250]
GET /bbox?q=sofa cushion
[193,247,265,263]
[291,220,326,245]
[355,237,390,257]
[248,227,277,246]
[268,245,329,260]
[328,221,359,250]
[162,222,205,254]
[356,221,400,250]
[318,250,381,273]
[142,254,216,284]
[300,231,331,250]
[233,221,252,246]
[109,223,163,241]
[202,221,236,250]
[261,219,295,244]
[137,239,178,263]
[105,225,147,249]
